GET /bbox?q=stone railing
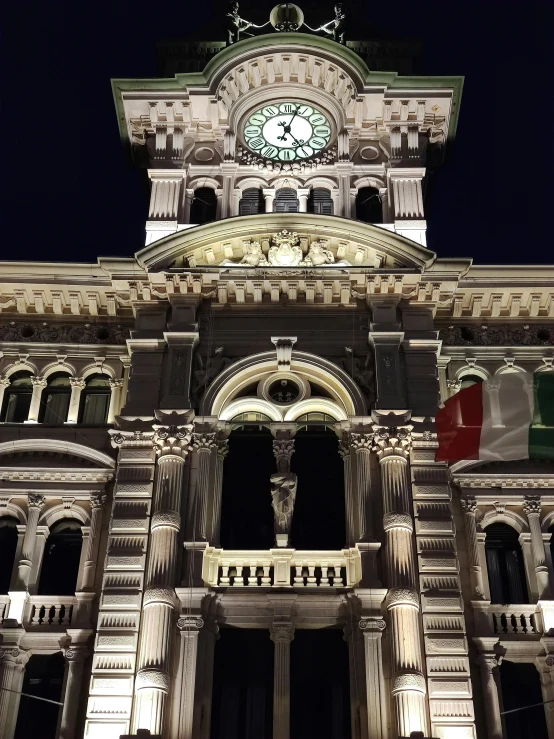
[202,547,362,589]
[472,602,542,638]
[24,595,76,628]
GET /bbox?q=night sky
[1,0,552,265]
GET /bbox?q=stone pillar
[59,645,89,739]
[343,622,368,739]
[0,376,10,411]
[373,425,429,737]
[359,617,387,739]
[176,616,204,739]
[209,437,229,545]
[193,621,219,739]
[132,419,193,734]
[78,495,106,591]
[537,655,554,739]
[17,494,44,589]
[349,432,373,542]
[263,188,276,213]
[107,378,124,423]
[460,496,486,600]
[524,497,552,599]
[297,188,310,212]
[0,646,28,739]
[339,439,356,546]
[270,624,295,739]
[26,376,47,422]
[192,432,217,542]
[66,377,86,423]
[478,653,504,739]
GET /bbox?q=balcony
[0,592,94,630]
[202,547,362,589]
[472,601,548,639]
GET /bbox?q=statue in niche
[341,346,375,403]
[191,346,232,404]
[270,472,297,544]
[317,3,348,44]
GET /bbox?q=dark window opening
[485,523,528,604]
[0,517,18,593]
[38,372,71,424]
[459,373,484,390]
[500,661,548,739]
[274,187,299,213]
[190,187,217,224]
[1,372,32,423]
[308,187,334,215]
[291,629,350,739]
[38,520,83,596]
[239,187,264,215]
[14,652,65,739]
[78,373,111,424]
[210,628,273,739]
[355,186,382,224]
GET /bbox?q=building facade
[1,8,554,739]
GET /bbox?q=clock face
[243,102,332,162]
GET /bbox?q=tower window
[355,186,382,224]
[190,187,217,224]
[307,188,333,215]
[78,374,111,424]
[38,373,71,425]
[0,371,32,423]
[239,187,264,215]
[274,187,299,213]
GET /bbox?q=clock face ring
[243,102,332,162]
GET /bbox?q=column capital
[273,439,295,463]
[90,494,107,509]
[153,422,194,458]
[524,496,542,517]
[0,375,11,387]
[216,438,229,459]
[64,645,89,663]
[108,378,124,390]
[0,647,29,666]
[478,651,503,675]
[359,617,386,633]
[27,493,45,509]
[109,427,155,448]
[460,495,478,514]
[192,432,217,452]
[177,616,204,631]
[270,624,295,643]
[372,424,412,458]
[349,432,373,451]
[446,379,462,392]
[69,376,86,390]
[30,375,47,388]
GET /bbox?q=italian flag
[436,371,554,462]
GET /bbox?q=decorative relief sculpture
[0,321,130,345]
[270,472,297,542]
[191,346,233,403]
[302,241,335,266]
[341,346,375,403]
[221,240,268,267]
[440,324,553,346]
[268,230,304,266]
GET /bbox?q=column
[537,655,554,739]
[343,623,368,739]
[460,496,486,600]
[107,378,124,423]
[193,621,220,739]
[17,494,44,589]
[263,188,276,213]
[176,616,204,739]
[349,432,373,542]
[478,653,504,739]
[59,645,89,739]
[0,647,28,739]
[66,377,86,423]
[359,618,387,739]
[132,420,193,734]
[209,437,229,546]
[524,496,552,599]
[297,188,310,212]
[192,432,217,542]
[339,438,356,546]
[270,624,295,739]
[0,376,11,410]
[26,376,47,422]
[78,495,106,591]
[373,425,429,737]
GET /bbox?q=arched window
[79,374,111,424]
[14,652,65,739]
[39,373,71,424]
[307,188,333,215]
[190,187,217,224]
[459,374,484,390]
[355,186,382,224]
[274,187,299,213]
[485,523,528,604]
[0,517,18,593]
[1,372,32,422]
[38,520,83,596]
[239,187,264,215]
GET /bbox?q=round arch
[302,176,338,191]
[269,176,304,190]
[480,509,528,534]
[187,177,220,192]
[81,364,116,380]
[284,398,346,422]
[4,361,38,378]
[235,177,269,191]
[455,365,490,381]
[495,364,527,375]
[352,176,386,191]
[219,398,283,422]
[0,439,116,468]
[41,363,76,380]
[0,503,26,525]
[39,504,90,529]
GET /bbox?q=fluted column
[67,377,86,423]
[176,616,204,739]
[17,494,44,589]
[350,432,373,541]
[359,617,387,739]
[26,376,47,422]
[210,438,229,545]
[478,653,504,739]
[59,645,89,739]
[339,440,356,546]
[270,624,295,739]
[192,432,217,542]
[373,424,429,737]
[460,496,486,599]
[132,419,193,734]
[78,495,106,591]
[524,496,551,599]
[0,647,28,739]
[107,378,124,423]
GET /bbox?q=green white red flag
[435,371,554,462]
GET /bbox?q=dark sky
[1,0,552,265]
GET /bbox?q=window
[39,373,71,424]
[459,374,484,390]
[38,520,83,595]
[14,653,65,739]
[500,661,549,739]
[79,374,111,424]
[1,372,32,422]
[485,523,528,604]
[274,187,299,213]
[307,188,333,215]
[239,187,264,215]
[355,186,382,224]
[0,517,18,593]
[190,187,217,224]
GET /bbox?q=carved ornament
[372,425,412,459]
[135,668,170,691]
[143,587,175,607]
[27,494,45,509]
[359,618,386,632]
[383,512,413,531]
[385,587,419,608]
[440,324,553,347]
[90,494,107,509]
[153,422,194,458]
[177,616,204,631]
[0,321,130,345]
[523,496,542,516]
[270,624,295,643]
[391,672,426,693]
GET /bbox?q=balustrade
[25,596,76,627]
[489,605,540,636]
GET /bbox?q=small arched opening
[14,652,65,739]
[78,374,111,424]
[239,187,264,215]
[190,187,217,224]
[0,517,18,593]
[355,186,382,224]
[38,520,83,596]
[307,188,334,215]
[1,371,33,422]
[39,372,71,424]
[274,187,299,213]
[485,522,528,604]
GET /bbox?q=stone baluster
[460,496,486,600]
[17,494,45,590]
[67,377,86,423]
[373,424,429,737]
[359,618,387,739]
[350,431,373,542]
[0,647,28,739]
[209,438,229,545]
[132,418,193,734]
[192,432,217,542]
[176,616,204,739]
[78,495,106,591]
[478,653,504,739]
[270,624,295,739]
[524,496,552,599]
[338,439,356,546]
[0,376,11,411]
[59,645,89,739]
[27,376,47,422]
[107,378,124,423]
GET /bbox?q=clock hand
[277,120,290,141]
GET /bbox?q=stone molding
[143,587,176,607]
[385,587,419,608]
[135,668,170,691]
[383,512,413,531]
[391,672,426,693]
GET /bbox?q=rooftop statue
[316,3,348,45]
[226,1,269,44]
